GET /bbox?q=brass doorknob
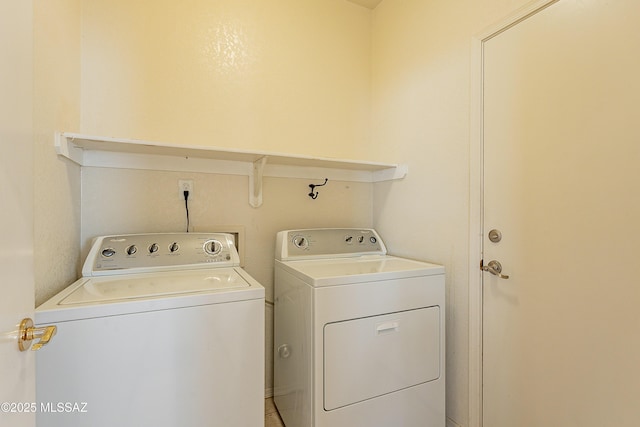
[18,318,57,351]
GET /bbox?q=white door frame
[468,1,559,426]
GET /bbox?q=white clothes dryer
[273,228,445,427]
[36,233,264,427]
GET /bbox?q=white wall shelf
[55,132,408,207]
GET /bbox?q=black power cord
[184,190,190,232]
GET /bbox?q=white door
[482,0,640,426]
[0,1,36,426]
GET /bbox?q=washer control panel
[84,233,240,276]
[276,228,386,260]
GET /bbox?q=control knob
[169,242,179,253]
[292,235,309,249]
[126,245,137,256]
[148,243,159,254]
[204,240,222,255]
[101,248,116,258]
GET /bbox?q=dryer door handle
[376,321,399,335]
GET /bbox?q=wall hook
[308,178,328,199]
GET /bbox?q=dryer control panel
[83,233,240,276]
[276,228,386,261]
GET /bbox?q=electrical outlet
[178,180,194,200]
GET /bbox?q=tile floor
[265,397,285,427]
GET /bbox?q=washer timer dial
[204,239,222,256]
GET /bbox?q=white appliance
[273,228,445,427]
[36,233,264,427]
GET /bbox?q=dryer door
[323,306,440,410]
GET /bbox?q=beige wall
[370,1,531,426]
[80,0,372,160]
[33,0,82,305]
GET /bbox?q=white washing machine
[36,233,264,427]
[273,228,445,427]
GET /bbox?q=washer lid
[36,268,264,323]
[276,255,444,287]
[60,268,249,305]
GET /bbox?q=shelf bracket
[249,156,268,208]
[54,132,83,165]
